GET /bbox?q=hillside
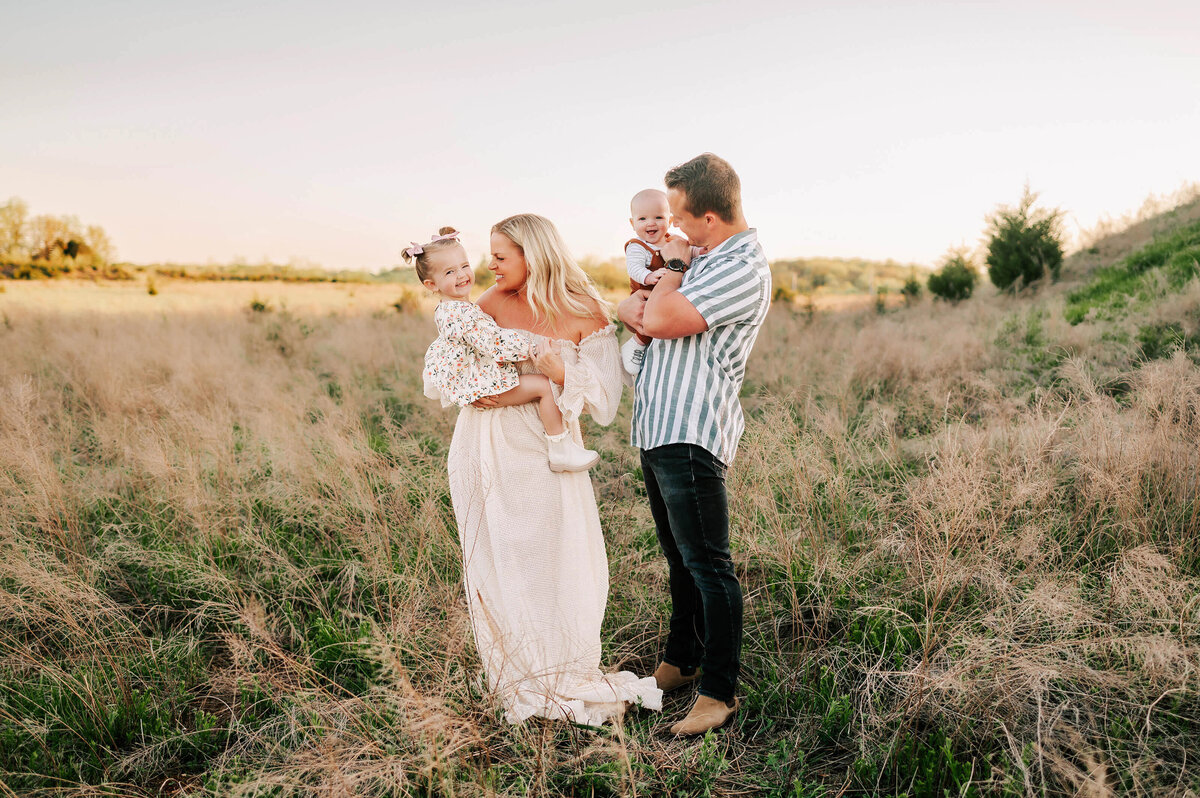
[1061,197,1200,286]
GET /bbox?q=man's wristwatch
[664,258,688,273]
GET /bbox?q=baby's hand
[644,271,663,286]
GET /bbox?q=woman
[449,213,662,725]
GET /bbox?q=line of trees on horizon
[24,185,1165,298]
[0,197,124,279]
[1,195,933,296]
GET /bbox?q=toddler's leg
[487,374,564,435]
[622,335,649,376]
[482,375,598,473]
[622,287,651,374]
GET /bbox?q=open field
[0,276,898,318]
[3,214,1200,796]
[0,279,418,317]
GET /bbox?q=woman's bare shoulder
[570,297,612,340]
[476,286,503,317]
[478,287,532,331]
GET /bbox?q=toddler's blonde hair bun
[403,226,463,280]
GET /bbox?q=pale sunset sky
[2,0,1198,270]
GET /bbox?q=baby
[620,189,702,375]
[409,227,599,473]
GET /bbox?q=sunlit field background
[3,197,1200,796]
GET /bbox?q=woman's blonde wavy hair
[491,214,612,325]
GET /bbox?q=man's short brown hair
[664,153,742,224]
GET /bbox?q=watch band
[664,258,688,273]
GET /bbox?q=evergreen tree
[928,250,978,302]
[985,186,1065,290]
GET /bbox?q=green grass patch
[0,642,229,791]
[1136,321,1199,361]
[1066,218,1200,324]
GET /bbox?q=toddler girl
[409,227,599,473]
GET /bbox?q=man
[617,153,771,736]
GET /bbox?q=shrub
[391,286,422,314]
[901,274,922,305]
[874,286,889,314]
[928,251,978,302]
[577,257,625,292]
[802,293,816,323]
[473,257,495,289]
[985,186,1065,290]
[773,284,798,304]
[146,277,158,296]
[249,298,269,313]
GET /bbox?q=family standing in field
[413,153,772,736]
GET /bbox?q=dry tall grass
[2,276,1198,796]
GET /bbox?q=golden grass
[2,276,1199,796]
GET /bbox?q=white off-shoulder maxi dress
[445,324,663,725]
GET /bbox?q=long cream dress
[445,324,663,725]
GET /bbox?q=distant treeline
[2,196,925,292]
[575,255,926,297]
[0,195,425,285]
[143,262,415,284]
[769,256,927,295]
[0,197,125,279]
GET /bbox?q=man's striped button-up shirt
[631,228,771,465]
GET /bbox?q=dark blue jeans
[640,443,742,703]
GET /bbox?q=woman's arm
[554,308,621,426]
[532,343,566,385]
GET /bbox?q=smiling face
[421,244,474,300]
[630,190,671,246]
[489,232,529,293]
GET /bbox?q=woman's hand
[471,395,501,409]
[532,339,566,385]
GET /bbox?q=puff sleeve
[554,326,622,426]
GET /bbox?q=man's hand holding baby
[659,236,694,267]
[617,289,651,337]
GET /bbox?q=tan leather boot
[670,695,738,737]
[652,662,701,692]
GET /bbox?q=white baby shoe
[621,336,647,376]
[546,430,600,472]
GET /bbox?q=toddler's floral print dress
[423,300,533,408]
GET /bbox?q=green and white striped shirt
[631,228,771,464]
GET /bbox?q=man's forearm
[643,268,684,309]
[643,271,707,339]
